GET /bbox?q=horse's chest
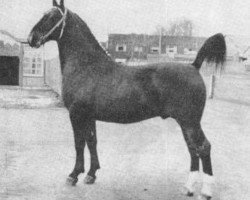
[62,78,95,109]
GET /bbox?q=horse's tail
[192,33,226,70]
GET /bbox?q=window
[151,47,159,53]
[166,46,177,53]
[166,46,177,58]
[184,47,196,55]
[115,58,126,64]
[23,51,44,77]
[134,46,143,52]
[116,44,127,52]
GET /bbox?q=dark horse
[28,1,226,199]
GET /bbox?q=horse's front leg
[84,120,100,184]
[66,104,89,186]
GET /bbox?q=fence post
[208,74,216,99]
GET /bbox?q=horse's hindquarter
[154,63,206,122]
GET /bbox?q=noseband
[39,7,68,44]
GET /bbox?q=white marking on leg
[201,173,215,197]
[185,171,200,193]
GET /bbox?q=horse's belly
[95,103,158,124]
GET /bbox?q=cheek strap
[40,7,68,44]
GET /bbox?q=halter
[39,7,68,44]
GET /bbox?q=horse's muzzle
[27,32,42,48]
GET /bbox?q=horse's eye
[44,10,50,15]
[43,8,56,16]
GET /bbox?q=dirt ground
[0,73,250,200]
[0,100,249,200]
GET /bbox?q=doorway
[0,56,19,85]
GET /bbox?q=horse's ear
[53,0,58,7]
[60,0,64,8]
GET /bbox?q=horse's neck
[57,12,109,73]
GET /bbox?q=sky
[1,0,250,58]
[0,0,166,41]
[165,0,250,37]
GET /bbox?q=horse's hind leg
[179,124,200,196]
[197,126,214,200]
[84,120,100,184]
[179,122,214,200]
[180,125,200,196]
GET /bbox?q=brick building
[107,33,206,63]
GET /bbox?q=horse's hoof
[182,187,194,197]
[66,176,78,186]
[84,175,96,184]
[187,191,194,197]
[197,194,212,200]
[183,191,194,197]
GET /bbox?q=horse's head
[28,0,67,48]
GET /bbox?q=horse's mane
[68,10,110,59]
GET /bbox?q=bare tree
[153,19,194,37]
[167,19,194,36]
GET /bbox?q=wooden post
[19,43,24,87]
[208,74,216,99]
[159,27,162,55]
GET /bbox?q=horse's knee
[86,137,97,148]
[187,138,211,158]
[197,139,211,157]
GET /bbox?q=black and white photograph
[0,0,250,199]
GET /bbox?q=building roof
[0,30,29,56]
[0,30,27,43]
